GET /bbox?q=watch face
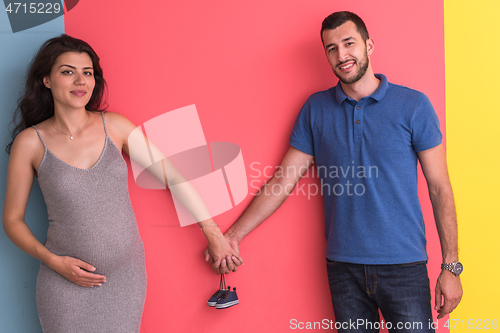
[454,262,463,275]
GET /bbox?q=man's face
[322,21,372,85]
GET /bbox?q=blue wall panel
[0,7,64,332]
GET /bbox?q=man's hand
[48,255,107,287]
[435,269,463,319]
[204,234,242,274]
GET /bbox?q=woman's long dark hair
[6,34,108,153]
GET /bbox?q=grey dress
[33,112,147,333]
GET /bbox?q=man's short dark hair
[321,11,369,44]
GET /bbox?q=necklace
[51,112,90,140]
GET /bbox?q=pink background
[65,1,446,331]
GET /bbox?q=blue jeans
[326,259,434,333]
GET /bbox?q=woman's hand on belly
[48,255,107,287]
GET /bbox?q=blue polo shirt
[289,74,442,264]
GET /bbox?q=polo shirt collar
[334,74,389,105]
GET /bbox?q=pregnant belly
[44,217,144,275]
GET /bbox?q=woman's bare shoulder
[10,126,45,166]
[13,126,42,149]
[103,111,138,134]
[101,111,140,151]
[102,111,129,121]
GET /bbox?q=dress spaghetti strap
[32,125,47,149]
[100,112,109,137]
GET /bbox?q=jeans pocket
[326,258,338,266]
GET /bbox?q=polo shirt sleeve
[289,99,315,156]
[411,94,443,152]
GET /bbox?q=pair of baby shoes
[207,275,239,309]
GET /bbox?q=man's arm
[208,146,314,273]
[417,144,463,319]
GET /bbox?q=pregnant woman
[3,35,241,332]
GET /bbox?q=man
[207,11,462,330]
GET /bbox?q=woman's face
[43,52,96,112]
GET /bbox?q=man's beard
[333,49,369,84]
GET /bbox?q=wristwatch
[441,261,463,276]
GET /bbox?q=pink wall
[65,1,446,331]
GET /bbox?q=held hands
[48,255,106,287]
[435,269,463,319]
[203,228,243,275]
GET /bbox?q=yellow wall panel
[445,0,500,330]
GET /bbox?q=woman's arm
[2,128,106,287]
[105,112,243,273]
